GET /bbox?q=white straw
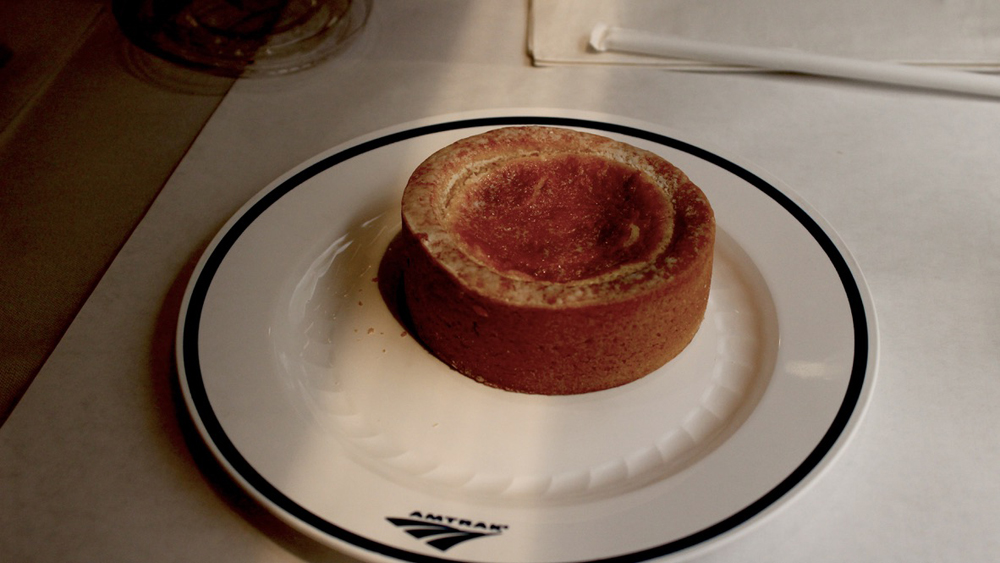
[589,23,1000,98]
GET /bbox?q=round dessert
[398,126,715,395]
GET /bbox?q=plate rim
[175,111,878,563]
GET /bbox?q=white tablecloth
[2,1,999,562]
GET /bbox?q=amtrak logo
[387,511,508,551]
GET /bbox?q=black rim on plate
[179,116,871,563]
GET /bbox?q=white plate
[177,111,877,562]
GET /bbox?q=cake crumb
[367,328,375,335]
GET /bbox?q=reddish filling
[448,154,670,283]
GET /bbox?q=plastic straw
[589,23,1000,98]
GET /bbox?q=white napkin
[530,0,1000,70]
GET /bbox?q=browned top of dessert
[401,126,713,308]
[448,153,672,283]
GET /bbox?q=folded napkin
[530,0,1000,70]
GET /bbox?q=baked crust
[398,126,714,394]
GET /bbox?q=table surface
[2,2,999,562]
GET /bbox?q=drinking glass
[113,0,371,76]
